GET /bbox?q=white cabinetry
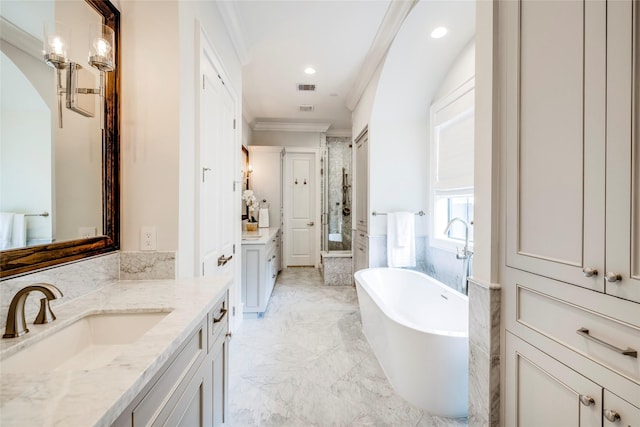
[112,290,230,427]
[354,131,369,272]
[355,132,368,233]
[501,0,640,423]
[504,0,640,300]
[506,332,640,427]
[241,227,280,316]
[354,230,368,273]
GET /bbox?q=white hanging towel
[0,212,14,249]
[386,212,416,268]
[11,214,26,248]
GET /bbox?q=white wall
[351,0,475,240]
[352,60,384,139]
[251,130,322,148]
[120,0,181,254]
[247,146,282,227]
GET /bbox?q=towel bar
[372,211,426,216]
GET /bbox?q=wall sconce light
[43,22,115,128]
[246,164,254,178]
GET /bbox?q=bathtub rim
[354,267,469,338]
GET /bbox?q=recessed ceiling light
[304,67,316,75]
[430,27,448,39]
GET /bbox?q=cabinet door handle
[307,222,314,226]
[217,254,233,266]
[576,328,637,358]
[582,268,598,277]
[213,308,228,324]
[605,272,622,283]
[603,410,621,423]
[579,395,595,406]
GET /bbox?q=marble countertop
[0,276,231,427]
[241,226,279,245]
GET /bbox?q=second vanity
[241,227,281,317]
[0,276,231,426]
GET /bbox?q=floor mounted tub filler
[354,267,469,418]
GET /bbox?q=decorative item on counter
[242,190,259,232]
[259,199,270,228]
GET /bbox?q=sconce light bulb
[93,38,111,56]
[51,37,64,55]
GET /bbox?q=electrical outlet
[140,226,157,251]
[78,226,96,238]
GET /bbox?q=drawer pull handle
[605,272,622,283]
[579,395,595,406]
[217,254,233,266]
[213,308,228,324]
[603,409,621,423]
[582,268,598,277]
[576,328,637,358]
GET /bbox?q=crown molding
[252,121,331,133]
[215,2,251,66]
[345,0,418,111]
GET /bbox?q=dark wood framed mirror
[0,0,120,279]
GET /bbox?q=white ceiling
[222,0,474,134]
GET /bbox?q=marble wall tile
[119,251,176,280]
[467,278,501,427]
[326,137,352,251]
[321,255,353,286]
[0,253,120,331]
[367,235,468,292]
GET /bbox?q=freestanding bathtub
[354,267,468,418]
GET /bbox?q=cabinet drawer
[517,285,640,382]
[209,291,229,352]
[133,318,206,426]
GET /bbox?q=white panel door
[199,46,236,279]
[606,0,640,303]
[285,152,316,266]
[504,0,606,291]
[505,332,602,427]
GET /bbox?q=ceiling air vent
[297,84,316,92]
[299,105,315,112]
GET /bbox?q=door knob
[603,409,621,423]
[307,222,314,226]
[582,268,598,277]
[579,395,595,406]
[605,272,622,283]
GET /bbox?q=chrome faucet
[3,283,63,338]
[444,217,473,260]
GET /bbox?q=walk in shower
[320,137,353,286]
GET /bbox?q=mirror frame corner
[0,0,120,280]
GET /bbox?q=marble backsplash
[0,253,120,332]
[120,251,176,280]
[0,251,177,332]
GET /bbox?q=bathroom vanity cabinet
[112,290,230,427]
[500,0,640,424]
[241,227,281,316]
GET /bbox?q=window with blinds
[430,78,475,248]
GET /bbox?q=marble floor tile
[229,267,467,427]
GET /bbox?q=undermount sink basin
[2,311,170,374]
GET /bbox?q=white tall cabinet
[501,0,640,425]
[354,131,369,272]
